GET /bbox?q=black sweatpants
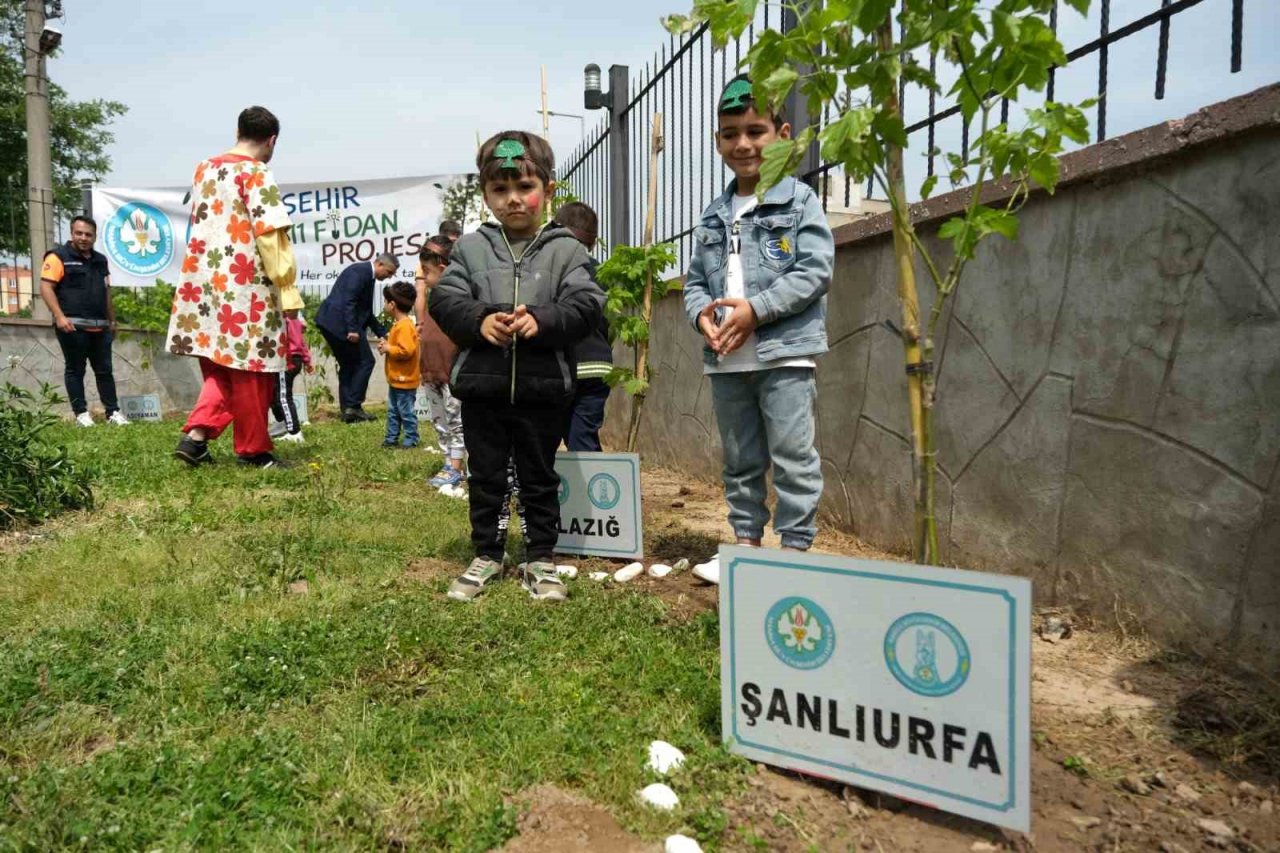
[54,327,119,416]
[461,398,567,562]
[270,355,304,434]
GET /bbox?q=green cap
[719,78,753,110]
[493,139,526,169]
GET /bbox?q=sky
[45,0,1280,194]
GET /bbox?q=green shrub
[111,280,175,333]
[0,382,95,529]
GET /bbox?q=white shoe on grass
[75,412,95,427]
[692,557,720,585]
[107,410,130,426]
[277,432,305,444]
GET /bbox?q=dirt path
[507,465,1280,852]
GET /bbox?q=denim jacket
[683,176,834,365]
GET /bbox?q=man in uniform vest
[38,215,128,427]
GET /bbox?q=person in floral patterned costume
[169,106,302,469]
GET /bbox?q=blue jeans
[709,367,821,549]
[564,378,610,452]
[385,387,419,447]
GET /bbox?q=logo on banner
[557,475,570,505]
[105,202,174,276]
[765,597,835,670]
[884,612,971,697]
[587,473,620,510]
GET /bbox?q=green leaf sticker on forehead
[720,78,753,110]
[493,139,526,168]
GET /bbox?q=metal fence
[558,0,1257,268]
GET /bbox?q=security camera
[39,21,61,53]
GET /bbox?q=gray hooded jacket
[428,222,603,404]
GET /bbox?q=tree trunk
[626,113,665,454]
[878,20,938,564]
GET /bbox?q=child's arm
[744,187,834,326]
[522,246,603,348]
[428,252,506,348]
[682,227,722,351]
[385,322,418,359]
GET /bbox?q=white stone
[555,565,578,579]
[665,834,702,853]
[672,558,690,572]
[638,782,679,811]
[588,571,610,582]
[647,740,686,775]
[614,562,644,582]
[648,563,673,578]
[1194,818,1233,838]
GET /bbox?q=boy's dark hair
[555,202,598,250]
[420,235,453,265]
[69,214,97,233]
[717,74,784,129]
[383,281,416,313]
[237,106,280,142]
[439,219,462,239]
[476,130,554,186]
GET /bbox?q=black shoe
[174,436,211,467]
[341,409,362,424]
[381,441,397,449]
[237,453,290,469]
[355,408,377,422]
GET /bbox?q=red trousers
[183,358,274,456]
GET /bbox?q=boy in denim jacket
[683,74,834,584]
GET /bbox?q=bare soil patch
[500,785,658,853]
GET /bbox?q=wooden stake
[626,113,665,453]
[540,65,550,141]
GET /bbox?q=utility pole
[24,0,55,320]
[540,65,550,140]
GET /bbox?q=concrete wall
[604,86,1280,670]
[0,320,388,418]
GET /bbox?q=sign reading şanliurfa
[719,546,1031,832]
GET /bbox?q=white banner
[91,174,475,288]
[555,452,644,560]
[720,546,1031,832]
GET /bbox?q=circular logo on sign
[557,475,570,505]
[104,201,174,276]
[586,473,620,510]
[765,597,835,670]
[884,612,971,697]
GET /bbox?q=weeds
[0,381,94,529]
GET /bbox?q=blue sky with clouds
[46,0,1278,189]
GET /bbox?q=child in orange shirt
[377,281,420,448]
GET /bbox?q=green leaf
[759,66,799,116]
[1063,0,1091,16]
[919,174,938,199]
[756,130,813,198]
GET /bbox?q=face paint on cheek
[524,191,541,211]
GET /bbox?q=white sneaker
[277,432,305,444]
[107,410,130,426]
[692,556,720,585]
[75,412,95,427]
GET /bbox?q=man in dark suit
[316,253,398,422]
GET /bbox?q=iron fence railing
[558,0,1259,268]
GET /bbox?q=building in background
[1,265,33,315]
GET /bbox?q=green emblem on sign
[720,78,753,110]
[494,139,526,168]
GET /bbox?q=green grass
[0,418,747,850]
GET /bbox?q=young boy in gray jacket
[429,130,603,603]
[683,75,835,584]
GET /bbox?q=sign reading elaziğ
[554,452,643,560]
[720,546,1031,832]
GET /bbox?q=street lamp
[581,62,630,248]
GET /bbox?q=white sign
[720,546,1031,832]
[91,173,473,288]
[555,452,643,560]
[119,393,161,422]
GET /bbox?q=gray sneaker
[447,557,503,601]
[520,560,568,602]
